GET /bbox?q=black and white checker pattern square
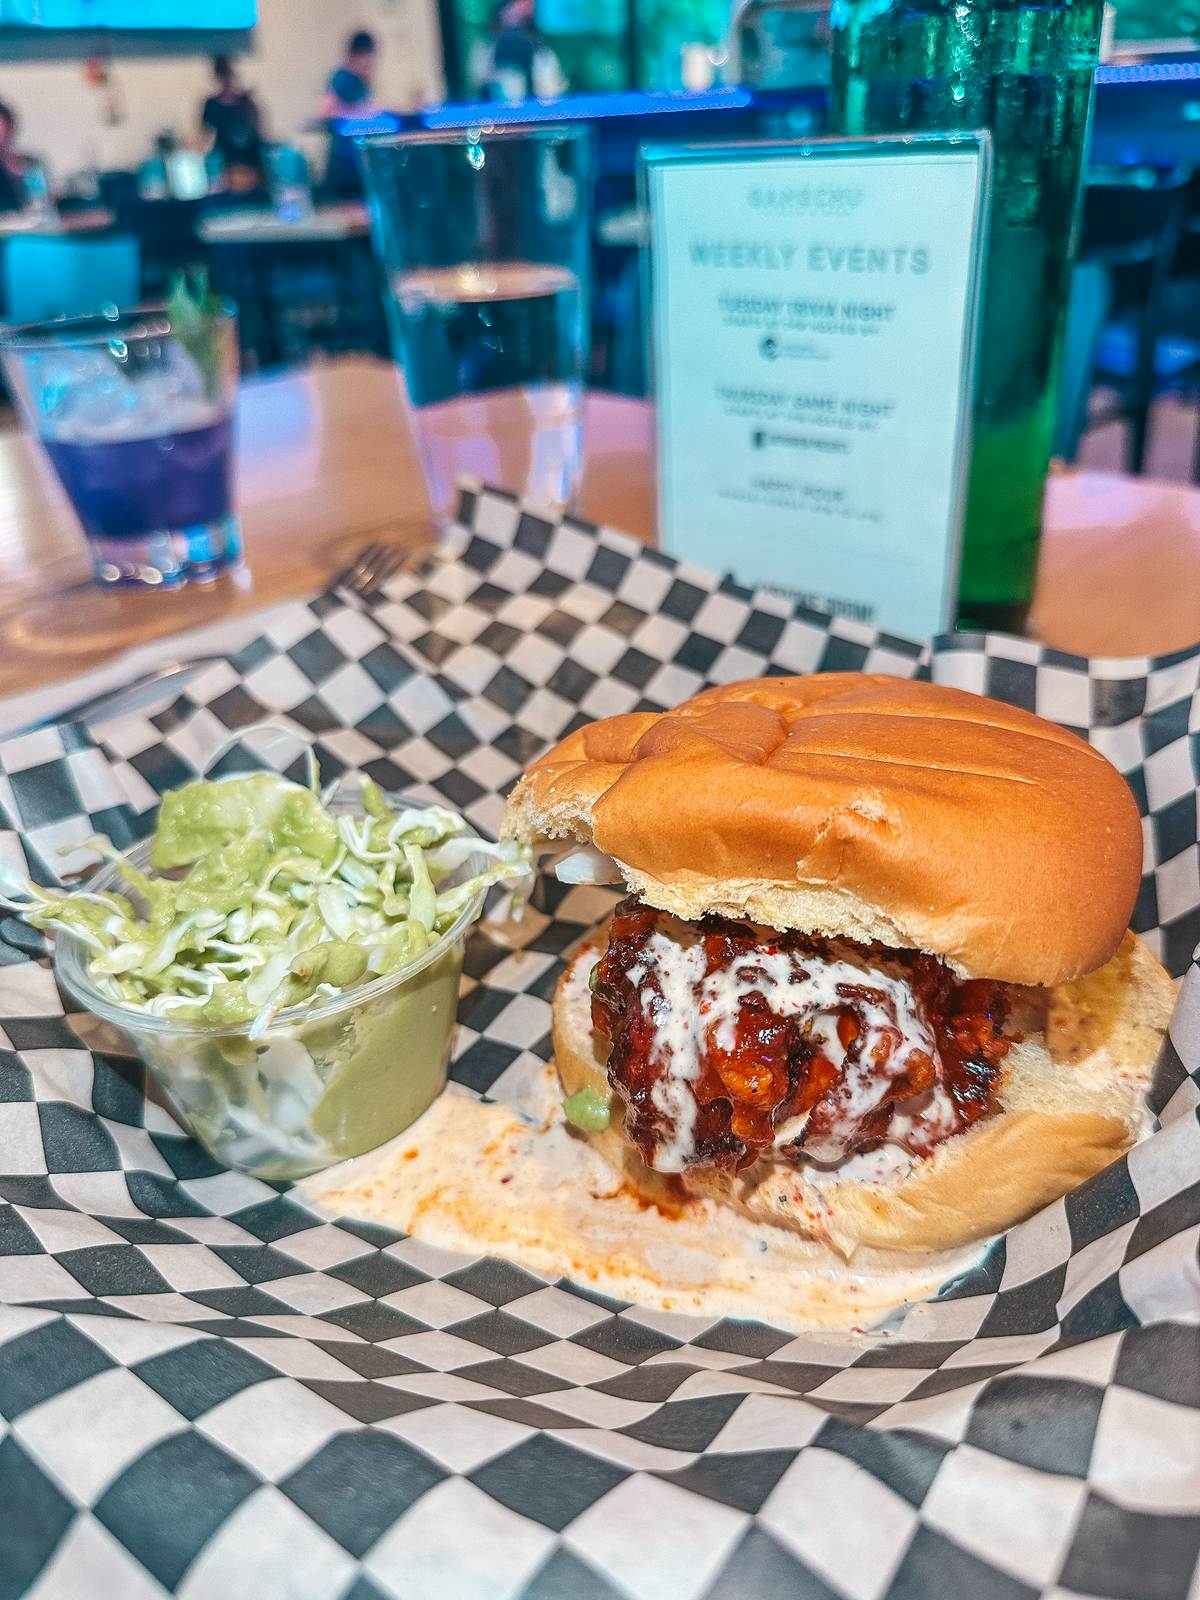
[0,484,1196,1599]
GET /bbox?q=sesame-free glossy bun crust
[503,674,1144,986]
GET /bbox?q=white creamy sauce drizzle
[628,921,954,1172]
[637,935,708,1170]
[803,1139,917,1189]
[886,1087,959,1148]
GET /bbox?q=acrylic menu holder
[642,132,991,640]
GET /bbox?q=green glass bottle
[829,0,1104,632]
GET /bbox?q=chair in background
[730,0,832,88]
[1055,261,1112,462]
[97,169,140,216]
[592,206,647,396]
[1070,165,1190,473]
[1,233,141,324]
[110,197,208,298]
[1145,170,1200,482]
[209,233,386,374]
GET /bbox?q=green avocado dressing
[6,764,530,1180]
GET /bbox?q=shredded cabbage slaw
[1,771,530,1039]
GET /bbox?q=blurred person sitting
[201,55,267,194]
[321,29,380,198]
[489,0,537,100]
[0,101,32,214]
[487,0,565,102]
[322,30,379,119]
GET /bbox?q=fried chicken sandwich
[501,675,1174,1257]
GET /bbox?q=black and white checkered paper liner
[0,485,1197,1600]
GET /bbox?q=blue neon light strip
[1096,60,1200,84]
[421,87,754,128]
[333,112,406,137]
[338,68,1193,141]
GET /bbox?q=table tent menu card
[647,134,989,639]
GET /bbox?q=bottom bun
[552,930,1175,1257]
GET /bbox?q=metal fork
[8,655,225,738]
[335,541,413,598]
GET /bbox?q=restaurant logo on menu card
[748,186,865,215]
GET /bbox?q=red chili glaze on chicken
[590,898,1011,1175]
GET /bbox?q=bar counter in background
[358,55,1200,177]
[341,59,1200,400]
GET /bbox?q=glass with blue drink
[0,301,242,588]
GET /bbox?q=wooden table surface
[0,353,1196,705]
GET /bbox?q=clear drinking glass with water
[0,305,241,588]
[362,125,593,526]
[266,144,314,223]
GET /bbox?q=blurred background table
[201,204,382,372]
[0,354,1196,712]
[198,202,370,245]
[0,207,115,237]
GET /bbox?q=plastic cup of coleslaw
[52,797,490,1181]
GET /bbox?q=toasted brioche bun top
[501,674,1143,986]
